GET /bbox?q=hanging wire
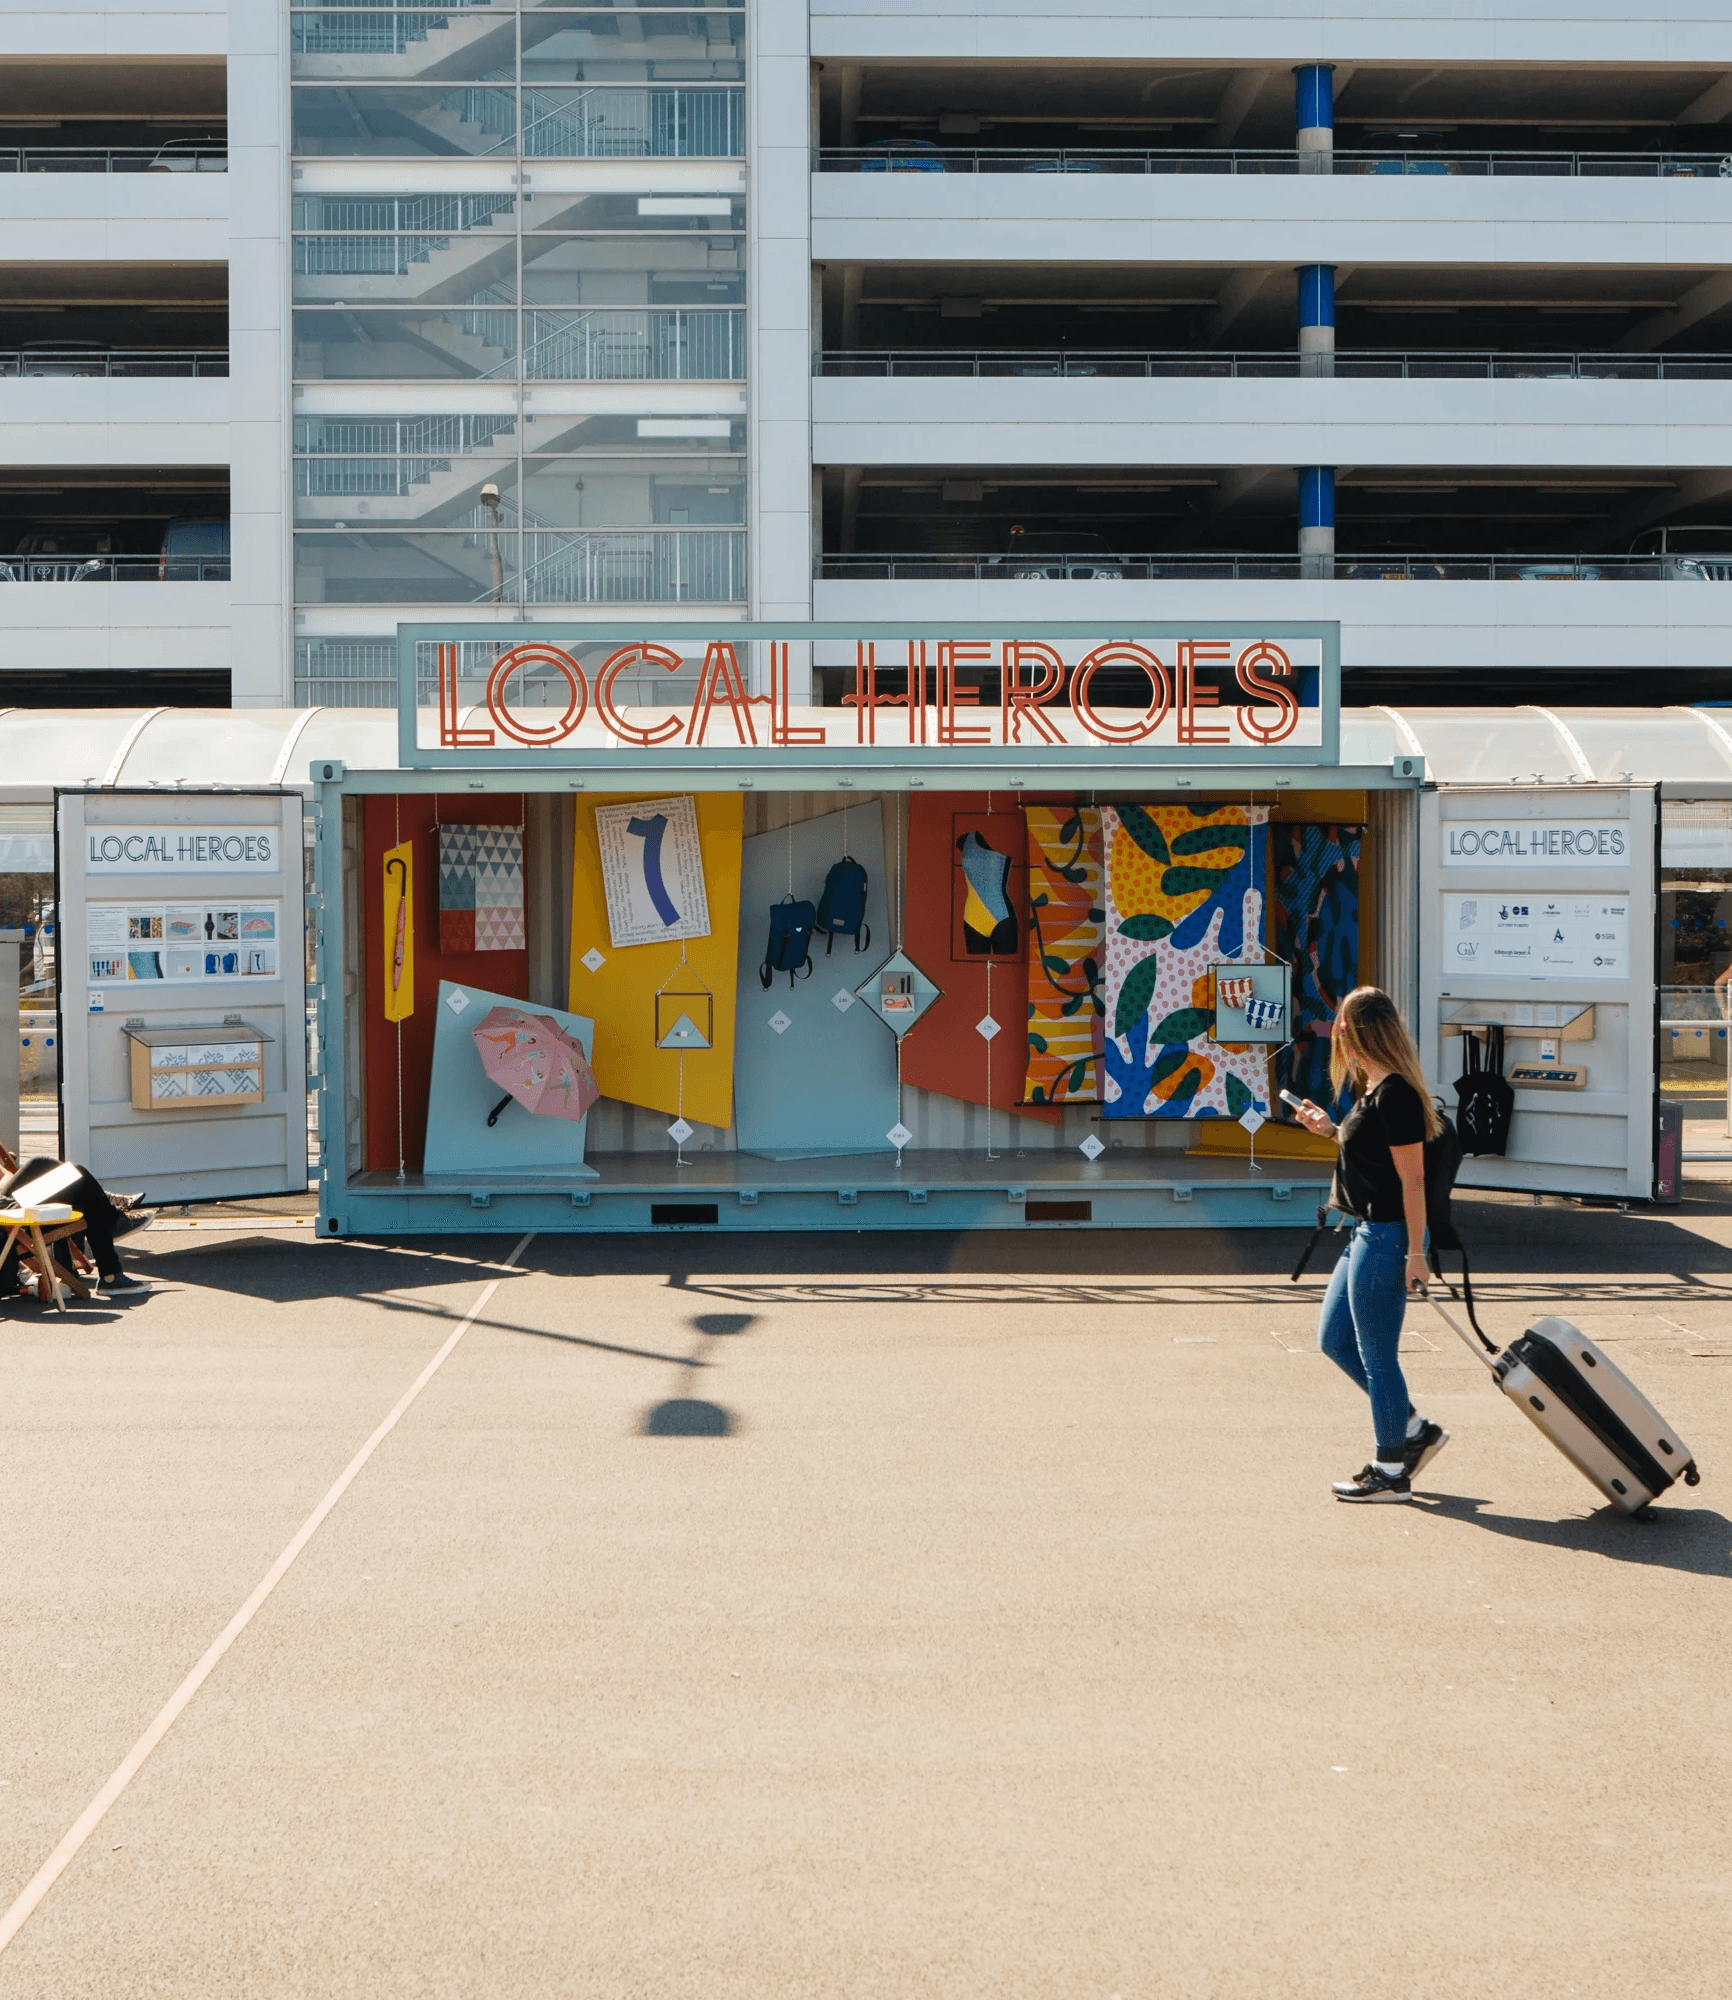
[394,793,405,1184]
[983,789,998,1162]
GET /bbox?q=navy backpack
[815,856,870,955]
[759,896,817,989]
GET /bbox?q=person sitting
[0,1141,151,1300]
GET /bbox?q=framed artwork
[593,794,712,949]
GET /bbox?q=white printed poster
[1444,893,1629,981]
[86,901,280,984]
[593,796,711,948]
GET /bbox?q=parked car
[148,137,227,172]
[990,530,1126,580]
[1,530,116,582]
[858,138,946,173]
[159,518,231,580]
[1629,526,1732,580]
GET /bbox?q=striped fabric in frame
[1023,802,1104,1104]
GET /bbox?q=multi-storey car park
[5,3,1732,1231]
[7,2,1732,707]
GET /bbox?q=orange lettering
[1177,640,1232,745]
[594,643,686,747]
[484,642,587,747]
[1001,642,1067,745]
[1234,641,1301,744]
[936,640,991,743]
[684,639,759,745]
[1070,642,1173,744]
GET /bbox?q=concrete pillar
[1297,263,1335,377]
[1295,65,1334,174]
[1298,466,1335,578]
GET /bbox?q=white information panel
[57,790,308,1204]
[1420,787,1657,1201]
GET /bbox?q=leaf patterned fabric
[1272,823,1362,1120]
[1101,804,1271,1121]
[1023,804,1104,1104]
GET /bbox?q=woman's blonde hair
[1329,986,1442,1139]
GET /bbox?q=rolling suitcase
[1421,1287,1700,1515]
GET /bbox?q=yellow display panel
[566,793,742,1128]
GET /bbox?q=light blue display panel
[734,804,899,1161]
[422,980,600,1178]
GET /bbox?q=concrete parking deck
[1,1189,1728,1998]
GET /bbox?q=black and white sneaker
[1403,1420,1450,1483]
[99,1275,152,1298]
[1332,1464,1411,1504]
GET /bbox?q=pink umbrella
[471,1006,600,1127]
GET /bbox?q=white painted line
[0,1231,536,1960]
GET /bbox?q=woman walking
[1290,986,1449,1503]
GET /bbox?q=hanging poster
[1023,803,1104,1104]
[1273,823,1362,1117]
[1100,804,1271,1120]
[593,794,711,949]
[85,901,280,984]
[438,824,525,953]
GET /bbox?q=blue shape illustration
[627,813,681,928]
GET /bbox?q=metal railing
[433,84,745,158]
[0,556,230,582]
[0,348,229,378]
[522,308,745,381]
[817,145,1732,178]
[520,529,746,604]
[815,348,1732,381]
[291,2,499,58]
[0,145,227,173]
[815,553,1728,582]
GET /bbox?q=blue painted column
[1295,64,1334,173]
[1298,465,1335,577]
[1298,262,1335,378]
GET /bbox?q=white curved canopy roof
[0,704,1730,808]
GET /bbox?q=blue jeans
[1317,1219,1416,1457]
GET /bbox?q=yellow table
[0,1207,86,1313]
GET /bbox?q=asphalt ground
[1,1189,1729,1998]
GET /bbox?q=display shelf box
[122,1022,271,1113]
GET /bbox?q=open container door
[55,789,309,1204]
[1419,784,1658,1200]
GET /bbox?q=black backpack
[1455,1026,1514,1157]
[759,896,816,989]
[1291,1101,1491,1347]
[815,855,870,955]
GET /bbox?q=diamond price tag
[445,988,469,1015]
[831,988,856,1013]
[976,1014,1000,1042]
[667,1117,693,1144]
[1078,1134,1105,1161]
[886,1122,912,1150]
[1239,1106,1267,1135]
[768,1010,792,1035]
[580,946,605,973]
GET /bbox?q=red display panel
[361,794,528,1173]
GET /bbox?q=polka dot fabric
[1101,805,1271,1120]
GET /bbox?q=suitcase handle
[1413,1281,1501,1367]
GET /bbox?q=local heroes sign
[1441,820,1628,868]
[420,632,1329,756]
[85,826,279,874]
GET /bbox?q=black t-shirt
[1330,1074,1428,1222]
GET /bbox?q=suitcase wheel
[1684,1461,1701,1487]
